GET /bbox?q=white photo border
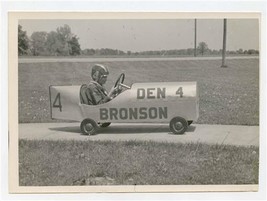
[1,1,266,200]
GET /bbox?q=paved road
[18,56,259,63]
[19,123,259,146]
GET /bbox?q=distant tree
[197,42,208,56]
[68,36,81,55]
[237,48,243,54]
[82,48,96,55]
[227,50,236,55]
[99,48,119,55]
[118,50,126,55]
[186,48,194,55]
[211,49,219,55]
[45,24,81,56]
[127,51,131,56]
[247,49,257,55]
[31,32,47,56]
[18,25,30,55]
[56,24,72,42]
[90,49,96,55]
[167,49,178,55]
[56,24,73,55]
[45,31,60,56]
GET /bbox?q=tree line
[18,24,81,56]
[82,46,259,56]
[18,25,259,56]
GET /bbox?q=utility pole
[194,19,197,57]
[221,19,227,67]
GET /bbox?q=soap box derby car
[49,73,199,135]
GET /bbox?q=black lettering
[119,108,128,119]
[147,88,155,99]
[176,87,183,98]
[149,107,157,119]
[53,93,62,112]
[139,107,148,119]
[157,88,166,99]
[110,108,118,120]
[101,107,167,121]
[159,107,168,119]
[100,108,108,120]
[137,88,145,99]
[129,108,138,119]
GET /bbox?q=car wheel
[80,118,99,135]
[100,122,111,128]
[188,121,193,126]
[169,117,188,134]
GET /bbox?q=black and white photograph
[10,12,260,192]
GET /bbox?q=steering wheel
[114,73,125,88]
[109,73,130,98]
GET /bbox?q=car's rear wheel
[170,116,188,134]
[80,118,99,135]
[99,122,111,128]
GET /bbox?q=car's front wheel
[80,118,99,135]
[169,116,188,134]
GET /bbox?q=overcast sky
[19,19,259,52]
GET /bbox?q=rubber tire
[80,118,99,135]
[100,122,111,128]
[187,121,193,126]
[169,117,188,134]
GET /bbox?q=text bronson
[100,107,168,120]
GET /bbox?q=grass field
[19,58,259,125]
[19,139,259,186]
[18,58,259,186]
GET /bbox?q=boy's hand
[108,86,122,98]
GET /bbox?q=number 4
[53,93,62,112]
[176,87,183,98]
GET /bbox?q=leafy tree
[56,24,72,55]
[46,25,81,56]
[247,49,257,55]
[82,48,96,55]
[101,48,120,55]
[211,49,219,55]
[237,48,243,54]
[18,25,30,55]
[45,31,60,56]
[57,24,72,42]
[197,42,208,56]
[186,48,194,55]
[31,32,47,56]
[68,36,81,55]
[118,50,125,55]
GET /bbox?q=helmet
[91,64,109,81]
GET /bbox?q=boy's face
[98,74,108,85]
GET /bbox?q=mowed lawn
[19,58,259,125]
[18,58,259,186]
[19,139,259,186]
